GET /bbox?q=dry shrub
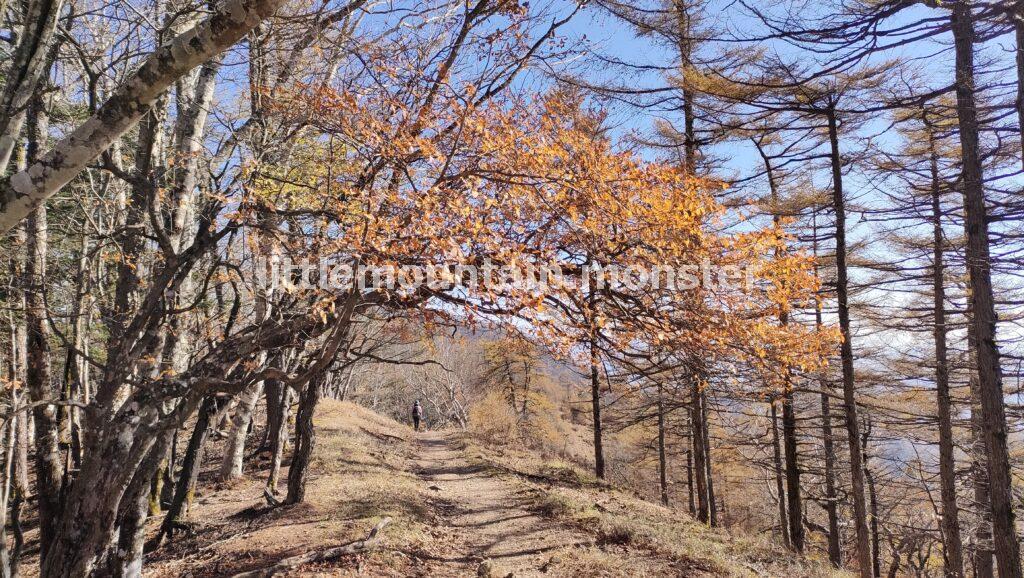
[469,388,587,464]
[468,390,519,444]
[596,521,635,546]
[534,493,576,518]
[537,462,592,486]
[521,390,571,449]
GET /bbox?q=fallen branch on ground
[359,426,406,443]
[229,517,392,578]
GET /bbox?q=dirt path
[410,431,591,577]
[140,402,816,577]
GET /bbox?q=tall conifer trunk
[924,109,965,578]
[825,102,871,578]
[949,5,1022,577]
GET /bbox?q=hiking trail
[409,431,591,577]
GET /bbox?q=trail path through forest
[141,402,827,577]
[410,431,591,577]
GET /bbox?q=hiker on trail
[412,400,423,431]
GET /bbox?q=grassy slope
[463,440,850,578]
[143,400,850,577]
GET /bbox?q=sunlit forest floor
[138,400,846,577]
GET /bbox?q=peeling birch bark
[219,382,263,480]
[0,0,287,235]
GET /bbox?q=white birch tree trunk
[0,0,287,234]
[0,0,65,175]
[219,382,264,480]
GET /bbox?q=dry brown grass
[142,400,852,578]
[464,438,852,578]
[145,399,432,578]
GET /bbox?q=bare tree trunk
[24,95,62,564]
[8,408,25,578]
[862,420,880,578]
[266,380,291,494]
[657,383,668,507]
[691,380,709,523]
[148,452,167,516]
[110,472,154,578]
[63,228,90,471]
[286,377,323,504]
[7,225,30,509]
[813,210,843,568]
[673,0,697,175]
[0,400,18,578]
[105,91,165,377]
[968,308,994,578]
[949,5,1022,578]
[220,382,263,480]
[826,102,872,578]
[589,337,605,480]
[263,377,285,451]
[168,58,218,247]
[820,384,843,565]
[886,547,901,578]
[339,366,355,402]
[867,468,880,578]
[108,427,176,578]
[4,226,27,578]
[771,400,791,549]
[686,447,695,515]
[154,396,216,547]
[781,387,802,551]
[702,390,717,528]
[160,432,179,510]
[41,389,206,578]
[925,109,965,578]
[0,0,65,174]
[112,488,148,578]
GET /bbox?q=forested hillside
[0,0,1021,576]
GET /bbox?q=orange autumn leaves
[253,85,836,388]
